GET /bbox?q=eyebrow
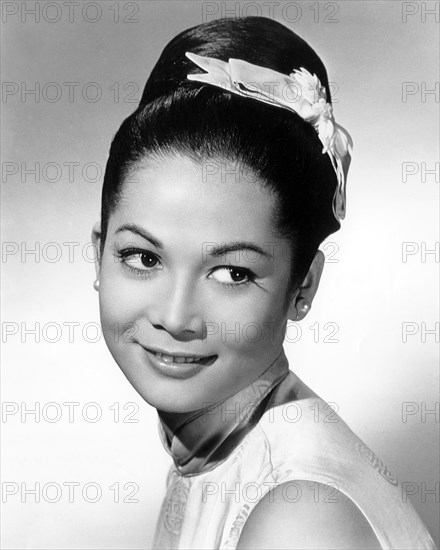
[209,242,273,259]
[115,224,163,248]
[115,223,273,259]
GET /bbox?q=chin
[108,344,222,412]
[109,344,249,413]
[136,385,205,413]
[113,365,207,412]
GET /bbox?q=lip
[141,346,217,380]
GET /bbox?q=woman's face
[96,154,295,412]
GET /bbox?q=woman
[91,17,435,549]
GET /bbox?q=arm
[236,480,382,550]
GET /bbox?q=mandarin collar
[156,350,289,476]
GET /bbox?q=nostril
[152,321,200,340]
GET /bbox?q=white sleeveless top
[153,370,436,549]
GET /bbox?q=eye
[210,266,255,287]
[117,248,161,275]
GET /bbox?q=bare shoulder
[236,480,382,550]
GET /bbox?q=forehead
[111,155,280,244]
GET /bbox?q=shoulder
[236,480,381,550]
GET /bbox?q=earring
[295,302,310,320]
[93,279,100,292]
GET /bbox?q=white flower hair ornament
[185,51,353,221]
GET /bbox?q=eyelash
[209,266,256,289]
[116,248,256,289]
[116,248,161,279]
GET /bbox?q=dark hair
[101,16,341,290]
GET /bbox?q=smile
[150,350,217,365]
[141,346,217,380]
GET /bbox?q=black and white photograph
[1,1,439,548]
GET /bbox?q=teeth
[153,351,204,364]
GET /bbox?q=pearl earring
[93,279,100,291]
[295,303,309,320]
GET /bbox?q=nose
[148,274,204,340]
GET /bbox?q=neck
[156,350,289,476]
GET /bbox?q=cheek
[98,287,129,358]
[205,290,288,351]
[98,256,144,348]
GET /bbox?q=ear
[91,221,102,280]
[287,250,325,322]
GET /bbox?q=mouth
[144,347,218,366]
